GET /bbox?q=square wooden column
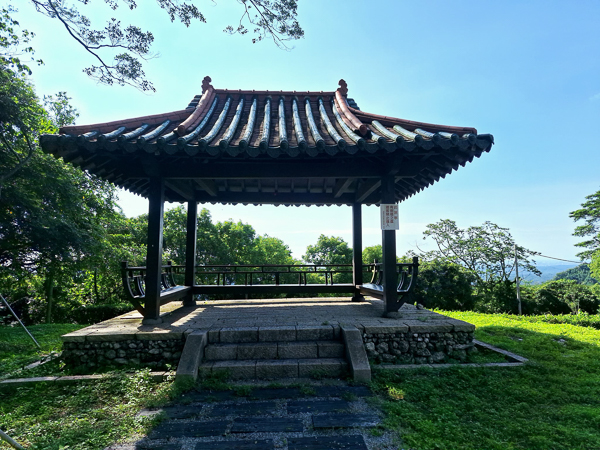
[381,175,399,314]
[143,177,165,324]
[352,202,365,302]
[183,200,197,306]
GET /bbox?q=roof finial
[337,79,348,96]
[202,76,213,93]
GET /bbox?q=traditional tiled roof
[40,77,494,205]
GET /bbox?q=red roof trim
[351,108,477,135]
[176,87,214,136]
[335,90,367,136]
[59,109,191,135]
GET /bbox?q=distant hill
[520,263,578,284]
[553,263,598,285]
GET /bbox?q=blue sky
[14,0,600,262]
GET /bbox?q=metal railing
[192,263,354,286]
[121,259,419,292]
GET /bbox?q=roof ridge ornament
[334,86,367,136]
[202,76,213,93]
[337,79,348,96]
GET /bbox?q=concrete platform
[60,298,476,379]
[61,297,474,341]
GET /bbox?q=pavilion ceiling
[39,77,494,205]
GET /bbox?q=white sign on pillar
[380,203,399,230]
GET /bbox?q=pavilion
[40,77,494,324]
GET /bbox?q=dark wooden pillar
[381,175,398,314]
[183,200,197,306]
[143,177,165,324]
[351,202,365,302]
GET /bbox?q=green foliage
[489,311,600,330]
[553,263,598,285]
[525,280,599,315]
[304,234,352,285]
[0,67,52,196]
[571,188,600,281]
[0,6,40,76]
[373,311,600,450]
[66,303,133,325]
[0,323,83,377]
[570,189,600,259]
[362,244,382,264]
[304,234,352,265]
[43,91,79,127]
[25,1,303,91]
[125,205,297,293]
[423,219,540,293]
[591,251,600,284]
[0,367,174,449]
[130,205,295,267]
[0,62,126,323]
[413,259,476,311]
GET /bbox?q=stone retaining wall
[60,306,476,371]
[355,305,477,365]
[363,330,475,365]
[61,335,184,370]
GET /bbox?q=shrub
[413,260,476,311]
[536,280,599,314]
[518,280,599,315]
[474,280,521,314]
[68,303,134,324]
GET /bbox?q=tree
[0,9,60,197]
[126,205,294,276]
[0,6,40,76]
[571,189,600,280]
[520,280,599,315]
[423,219,540,294]
[362,245,382,265]
[0,55,121,321]
[26,0,304,91]
[0,65,52,198]
[412,259,476,311]
[304,235,352,266]
[303,235,352,285]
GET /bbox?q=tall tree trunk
[45,269,55,324]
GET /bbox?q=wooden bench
[359,257,419,303]
[121,261,191,314]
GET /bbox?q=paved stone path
[107,383,400,450]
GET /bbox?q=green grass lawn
[0,324,84,378]
[1,314,600,449]
[372,311,600,450]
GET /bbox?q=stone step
[199,358,349,380]
[204,341,345,361]
[208,325,341,344]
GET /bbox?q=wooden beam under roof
[355,179,381,203]
[164,180,194,201]
[110,158,388,180]
[194,179,218,197]
[333,178,354,198]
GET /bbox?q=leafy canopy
[303,235,352,266]
[0,43,121,321]
[28,0,304,91]
[570,188,600,280]
[423,219,540,291]
[0,6,41,76]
